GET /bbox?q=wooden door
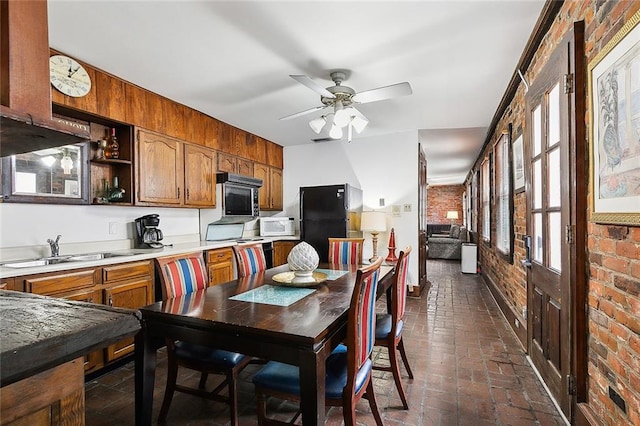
[524,26,582,419]
[418,145,428,292]
[273,241,297,267]
[136,129,183,205]
[253,163,270,209]
[184,144,216,207]
[269,167,283,210]
[104,279,153,361]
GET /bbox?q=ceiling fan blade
[352,81,412,104]
[279,105,326,121]
[290,75,335,99]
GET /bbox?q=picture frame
[588,10,640,226]
[512,132,525,194]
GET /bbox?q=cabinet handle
[177,187,181,198]
[186,189,190,200]
[108,295,113,307]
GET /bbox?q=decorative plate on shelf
[272,271,328,288]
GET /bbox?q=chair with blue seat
[373,246,414,409]
[233,243,267,277]
[252,257,384,426]
[155,252,251,426]
[328,237,364,265]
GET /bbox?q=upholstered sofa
[427,225,469,260]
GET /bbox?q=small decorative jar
[287,241,319,283]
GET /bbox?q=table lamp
[446,210,459,225]
[360,211,387,263]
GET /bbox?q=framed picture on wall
[512,133,525,193]
[588,10,640,225]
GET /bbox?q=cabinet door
[184,144,216,207]
[238,158,254,177]
[217,152,237,173]
[66,290,104,373]
[25,269,96,296]
[273,241,297,267]
[253,163,270,210]
[207,248,234,286]
[269,167,283,210]
[104,278,153,362]
[0,277,16,291]
[136,128,184,205]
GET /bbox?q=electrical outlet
[403,203,412,212]
[109,222,118,235]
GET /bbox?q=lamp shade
[360,211,387,232]
[446,210,459,220]
[308,116,326,134]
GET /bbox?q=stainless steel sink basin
[66,252,126,261]
[1,257,71,268]
[1,252,129,268]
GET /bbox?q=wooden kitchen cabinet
[217,152,253,176]
[273,240,298,267]
[136,128,216,207]
[184,144,216,206]
[0,277,17,291]
[206,247,234,286]
[102,260,154,362]
[254,163,283,211]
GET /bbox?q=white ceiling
[47,0,544,186]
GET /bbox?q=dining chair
[373,246,414,409]
[155,252,251,426]
[328,237,365,265]
[252,257,385,426]
[233,243,267,277]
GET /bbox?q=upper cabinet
[217,152,254,176]
[135,128,215,208]
[254,163,283,211]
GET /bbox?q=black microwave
[217,173,262,217]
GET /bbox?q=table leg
[135,326,157,426]
[299,348,326,425]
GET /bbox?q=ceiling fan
[280,71,412,142]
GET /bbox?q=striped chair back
[394,247,411,320]
[328,238,364,265]
[349,257,383,370]
[156,253,208,299]
[233,243,267,277]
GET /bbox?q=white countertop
[0,235,300,279]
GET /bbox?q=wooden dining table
[134,262,393,425]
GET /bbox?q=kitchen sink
[1,257,72,268]
[1,252,129,268]
[66,252,127,261]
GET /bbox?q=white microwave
[260,217,295,237]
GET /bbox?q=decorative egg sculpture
[287,241,319,283]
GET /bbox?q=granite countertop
[0,236,301,279]
[0,290,141,386]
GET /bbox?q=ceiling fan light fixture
[308,116,326,134]
[352,115,368,133]
[334,106,355,128]
[329,124,343,139]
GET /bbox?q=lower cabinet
[16,259,154,375]
[206,247,234,285]
[273,240,298,267]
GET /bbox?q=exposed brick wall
[426,185,464,225]
[468,1,640,425]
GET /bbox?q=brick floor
[85,259,566,425]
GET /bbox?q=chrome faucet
[47,235,61,257]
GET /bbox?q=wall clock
[49,54,92,97]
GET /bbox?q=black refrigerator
[300,184,363,262]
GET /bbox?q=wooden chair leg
[342,393,357,426]
[398,337,414,379]
[389,343,409,409]
[228,370,239,426]
[365,379,384,426]
[158,356,179,423]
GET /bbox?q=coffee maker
[134,214,164,249]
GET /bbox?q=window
[494,132,512,255]
[481,157,491,241]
